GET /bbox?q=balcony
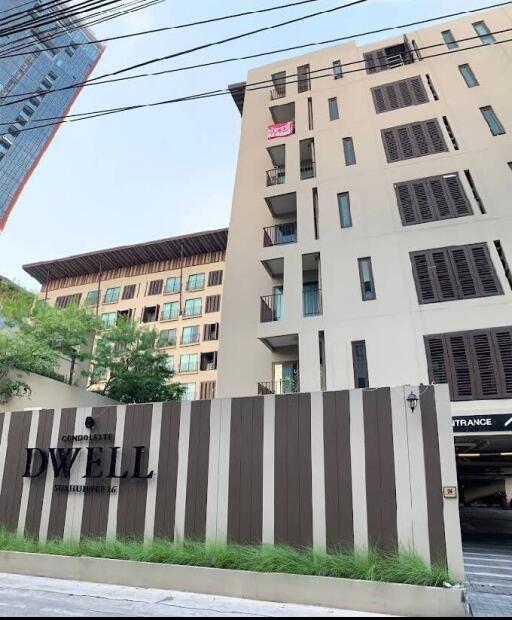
[303,288,322,317]
[263,222,297,247]
[270,87,286,101]
[300,159,316,180]
[258,379,299,395]
[260,293,283,323]
[266,166,286,187]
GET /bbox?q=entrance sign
[453,414,512,433]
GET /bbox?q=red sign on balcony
[267,121,295,140]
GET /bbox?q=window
[297,64,311,93]
[117,309,132,321]
[481,106,506,136]
[158,329,177,348]
[182,325,200,345]
[442,30,458,49]
[122,284,136,300]
[55,294,81,309]
[459,64,479,88]
[474,21,496,45]
[101,312,117,329]
[204,323,220,341]
[371,76,429,114]
[352,341,369,389]
[200,352,218,371]
[184,298,202,317]
[205,295,221,313]
[381,118,448,163]
[142,305,159,323]
[85,290,99,306]
[343,137,356,166]
[394,172,473,226]
[338,193,352,228]
[162,301,180,321]
[328,97,339,121]
[41,77,52,90]
[308,97,314,131]
[165,356,175,372]
[180,353,199,373]
[187,273,205,291]
[333,60,343,79]
[48,70,58,81]
[22,105,35,118]
[425,327,512,401]
[358,258,376,301]
[182,383,196,401]
[104,287,120,304]
[147,279,163,296]
[200,381,216,400]
[363,42,412,74]
[411,243,503,304]
[208,270,223,287]
[164,276,181,294]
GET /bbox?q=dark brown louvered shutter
[448,246,478,299]
[470,243,503,297]
[429,178,452,219]
[206,295,221,313]
[412,181,436,222]
[444,174,472,216]
[395,183,419,225]
[382,130,400,162]
[470,331,501,399]
[364,51,378,74]
[425,119,448,153]
[446,333,474,401]
[398,80,413,107]
[492,328,512,397]
[208,270,223,287]
[385,83,400,109]
[148,280,163,296]
[410,77,428,104]
[398,126,414,158]
[372,87,388,113]
[411,123,430,156]
[376,49,387,72]
[425,335,450,388]
[431,249,457,301]
[411,252,438,303]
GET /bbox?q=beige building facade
[218,4,512,424]
[24,229,227,401]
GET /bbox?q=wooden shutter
[411,249,457,304]
[425,119,448,153]
[470,330,501,398]
[364,51,378,74]
[382,119,448,163]
[396,173,472,226]
[445,333,474,400]
[208,270,223,287]
[431,249,458,301]
[200,381,216,400]
[411,252,438,303]
[148,280,163,296]
[425,335,450,388]
[122,284,136,300]
[448,246,478,298]
[469,243,503,296]
[372,76,428,114]
[492,328,512,397]
[382,130,401,162]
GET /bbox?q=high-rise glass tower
[0,0,103,230]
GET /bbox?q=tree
[0,283,101,402]
[89,320,184,404]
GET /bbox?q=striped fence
[0,385,464,580]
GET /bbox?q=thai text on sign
[267,121,295,140]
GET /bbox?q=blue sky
[0,0,493,290]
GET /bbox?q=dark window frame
[352,341,370,389]
[358,257,377,301]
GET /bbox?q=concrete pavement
[0,572,389,617]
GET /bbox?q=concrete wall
[217,6,512,407]
[0,385,464,581]
[3,372,116,411]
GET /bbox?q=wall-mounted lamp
[406,392,419,413]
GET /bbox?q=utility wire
[1,1,509,106]
[0,0,369,108]
[0,0,111,27]
[3,29,510,133]
[0,0,339,57]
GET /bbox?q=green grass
[0,529,451,587]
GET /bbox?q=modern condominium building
[218,4,512,426]
[23,229,228,401]
[0,0,103,230]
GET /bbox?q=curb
[0,551,467,617]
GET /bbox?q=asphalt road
[0,573,387,617]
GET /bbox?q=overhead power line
[3,29,511,134]
[0,0,340,58]
[0,1,509,106]
[0,0,369,109]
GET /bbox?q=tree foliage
[0,282,101,403]
[89,320,184,404]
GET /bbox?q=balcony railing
[263,222,297,247]
[300,159,316,180]
[260,293,283,323]
[386,52,414,69]
[258,379,299,395]
[270,88,286,101]
[266,167,286,187]
[303,289,323,317]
